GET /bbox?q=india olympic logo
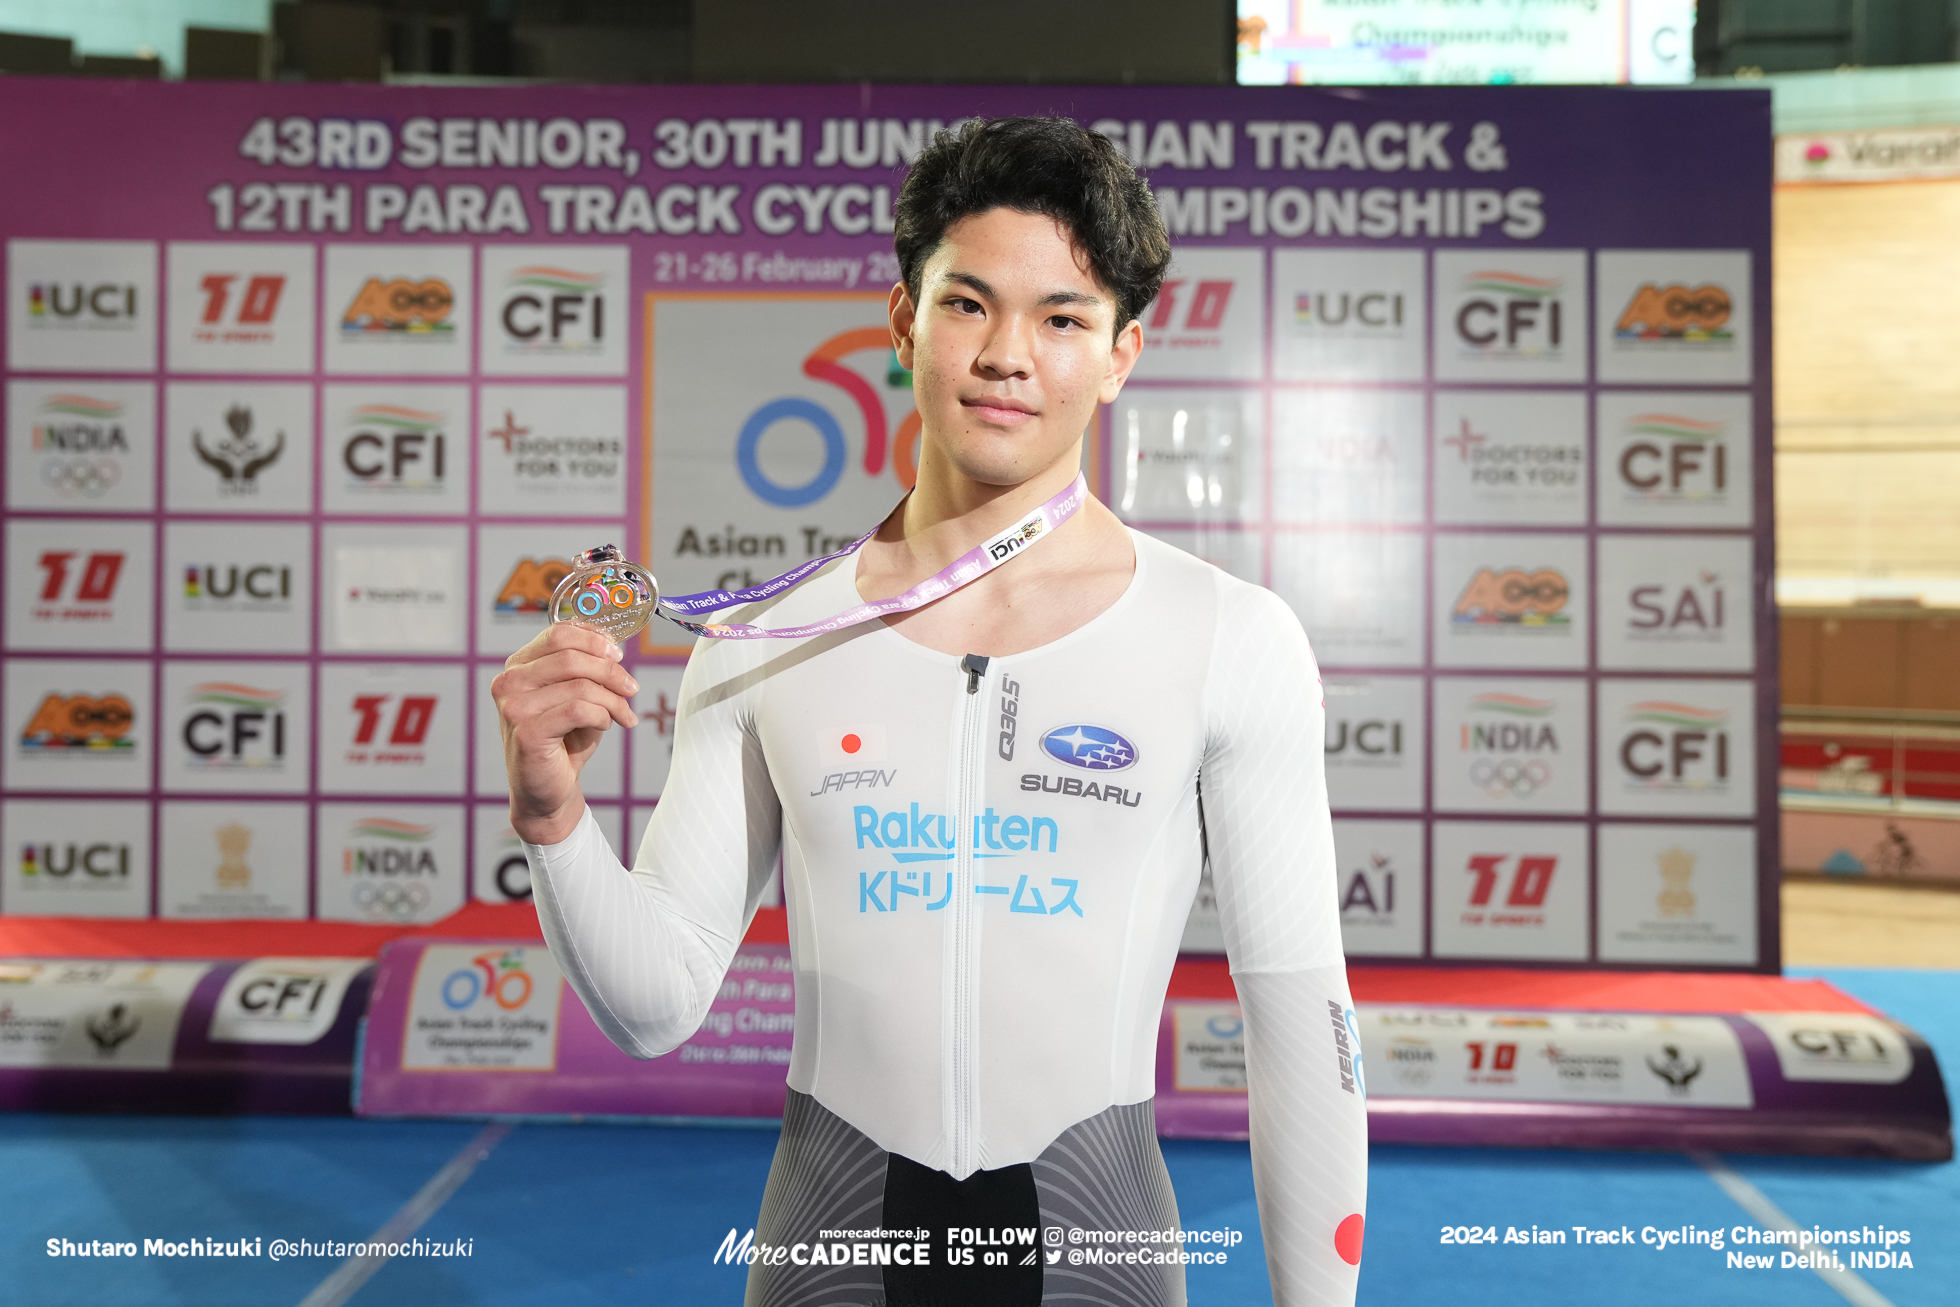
[352,882,428,919]
[1471,758,1553,797]
[737,328,921,507]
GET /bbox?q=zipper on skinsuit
[952,653,990,1177]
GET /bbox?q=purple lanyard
[659,474,1088,640]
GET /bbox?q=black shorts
[743,1087,1186,1307]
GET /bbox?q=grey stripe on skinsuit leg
[1032,1098,1186,1307]
[746,1088,892,1307]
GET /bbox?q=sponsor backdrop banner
[0,81,1773,970]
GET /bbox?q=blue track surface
[4,967,1954,1306]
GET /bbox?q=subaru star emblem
[1040,724,1137,771]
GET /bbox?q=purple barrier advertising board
[0,79,1774,972]
[0,955,369,1114]
[354,939,1949,1160]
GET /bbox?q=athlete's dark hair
[894,116,1171,337]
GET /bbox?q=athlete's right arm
[495,623,783,1058]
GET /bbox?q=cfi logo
[494,556,574,613]
[192,406,285,494]
[183,563,292,605]
[182,682,287,767]
[1453,271,1563,355]
[1451,567,1569,626]
[1629,570,1725,637]
[738,328,921,506]
[1293,290,1404,334]
[340,276,453,336]
[342,405,446,488]
[1614,283,1732,343]
[27,281,138,326]
[20,693,135,752]
[20,842,130,879]
[196,273,286,341]
[1617,413,1728,499]
[36,551,125,607]
[498,266,606,351]
[1039,724,1138,771]
[1618,701,1731,789]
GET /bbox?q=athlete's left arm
[1199,580,1368,1306]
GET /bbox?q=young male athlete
[496,116,1366,1306]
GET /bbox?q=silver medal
[549,544,658,645]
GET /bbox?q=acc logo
[738,328,920,507]
[1039,724,1138,771]
[192,406,285,494]
[1451,568,1569,626]
[1454,271,1563,354]
[341,277,453,335]
[441,949,536,1011]
[1614,284,1732,342]
[494,557,574,613]
[21,694,134,751]
[1618,413,1728,498]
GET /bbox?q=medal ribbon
[658,474,1088,640]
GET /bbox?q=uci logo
[28,282,137,324]
[1039,724,1138,772]
[738,329,919,507]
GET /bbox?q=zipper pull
[960,653,990,695]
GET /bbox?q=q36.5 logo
[738,329,920,507]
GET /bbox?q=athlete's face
[890,208,1143,487]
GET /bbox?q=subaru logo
[1040,724,1138,771]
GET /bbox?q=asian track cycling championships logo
[737,329,920,507]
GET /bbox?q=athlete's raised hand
[494,622,641,845]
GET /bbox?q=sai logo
[20,694,134,752]
[1617,413,1728,498]
[494,557,574,613]
[1453,271,1563,354]
[1451,568,1569,626]
[1614,284,1732,342]
[1629,571,1725,637]
[738,328,920,506]
[192,406,285,494]
[342,405,447,489]
[1340,851,1398,916]
[340,277,453,335]
[1618,701,1731,790]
